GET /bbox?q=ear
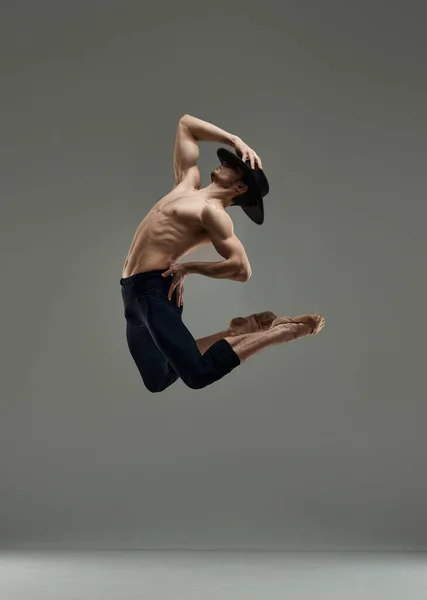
[234,181,248,196]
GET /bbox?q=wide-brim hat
[217,147,270,225]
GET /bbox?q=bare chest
[123,191,211,276]
[134,191,211,251]
[150,191,205,225]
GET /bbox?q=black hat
[217,147,270,225]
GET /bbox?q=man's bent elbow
[235,268,252,283]
[179,114,192,126]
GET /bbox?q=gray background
[1,0,426,551]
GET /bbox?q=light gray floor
[1,551,426,600]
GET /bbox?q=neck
[200,182,234,209]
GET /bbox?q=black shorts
[120,270,240,392]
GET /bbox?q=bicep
[173,117,201,188]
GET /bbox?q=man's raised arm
[173,114,237,187]
[174,114,263,187]
[180,114,237,146]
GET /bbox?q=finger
[168,283,176,300]
[177,286,183,306]
[162,269,171,278]
[255,154,263,169]
[249,152,255,170]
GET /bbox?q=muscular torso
[122,184,211,278]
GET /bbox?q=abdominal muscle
[121,191,210,278]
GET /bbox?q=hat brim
[216,148,265,225]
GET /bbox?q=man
[120,114,325,392]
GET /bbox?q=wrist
[230,134,240,149]
[182,262,192,275]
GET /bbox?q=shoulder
[201,203,233,234]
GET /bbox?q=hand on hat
[234,137,263,170]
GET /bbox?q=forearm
[180,114,238,147]
[183,259,249,282]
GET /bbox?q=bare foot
[225,312,325,363]
[227,311,277,335]
[272,313,325,335]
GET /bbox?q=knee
[144,383,164,394]
[181,374,208,390]
[143,378,170,394]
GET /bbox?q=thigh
[140,290,202,372]
[126,321,179,391]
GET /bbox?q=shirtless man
[120,114,325,392]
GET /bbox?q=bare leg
[196,330,230,355]
[196,311,278,355]
[224,314,325,363]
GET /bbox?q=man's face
[210,161,244,186]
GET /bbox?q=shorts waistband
[120,270,166,286]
